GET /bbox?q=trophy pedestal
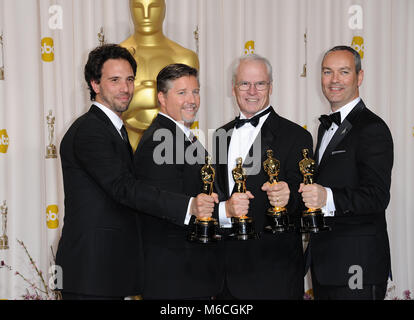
[46,144,57,159]
[228,216,258,241]
[188,218,221,244]
[264,207,294,233]
[300,209,330,233]
[0,235,9,250]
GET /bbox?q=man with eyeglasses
[213,54,313,299]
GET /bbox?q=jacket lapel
[89,105,124,142]
[318,100,366,168]
[235,108,278,193]
[314,125,325,164]
[215,120,235,198]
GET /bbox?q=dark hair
[156,63,199,94]
[323,45,362,74]
[84,44,137,100]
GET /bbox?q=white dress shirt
[319,97,360,216]
[93,102,124,138]
[219,106,272,227]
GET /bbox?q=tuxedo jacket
[133,114,223,299]
[213,107,313,299]
[56,105,189,297]
[309,100,393,286]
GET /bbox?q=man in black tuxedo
[299,46,393,299]
[214,54,313,299]
[133,63,225,299]
[56,45,216,300]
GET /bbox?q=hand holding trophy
[228,157,257,240]
[299,149,330,233]
[188,156,221,243]
[262,149,293,233]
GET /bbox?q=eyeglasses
[236,81,271,91]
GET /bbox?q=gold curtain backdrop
[0,0,413,299]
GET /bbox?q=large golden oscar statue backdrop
[120,0,199,151]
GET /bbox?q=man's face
[158,75,200,126]
[321,50,364,111]
[130,0,165,34]
[91,59,135,117]
[232,59,272,118]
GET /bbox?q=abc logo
[244,40,255,55]
[46,205,59,229]
[41,37,54,62]
[0,129,9,154]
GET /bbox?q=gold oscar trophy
[0,31,4,80]
[262,150,293,233]
[228,157,257,240]
[45,110,57,159]
[299,149,330,233]
[0,201,9,250]
[188,156,221,243]
[120,0,199,151]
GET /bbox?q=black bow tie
[319,112,341,130]
[234,107,272,129]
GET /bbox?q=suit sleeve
[331,121,393,216]
[73,118,190,226]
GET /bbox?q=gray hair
[231,53,273,84]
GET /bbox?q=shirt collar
[93,102,124,131]
[331,97,361,122]
[158,112,192,138]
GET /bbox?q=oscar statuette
[299,149,330,233]
[188,156,221,243]
[228,157,257,240]
[262,150,293,233]
[45,110,57,159]
[0,201,9,250]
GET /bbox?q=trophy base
[264,207,294,234]
[228,216,258,241]
[187,218,222,244]
[0,236,9,250]
[46,145,57,159]
[300,209,331,234]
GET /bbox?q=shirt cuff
[219,201,232,228]
[321,187,335,217]
[184,197,193,225]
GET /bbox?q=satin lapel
[314,124,325,165]
[216,120,235,198]
[318,100,365,168]
[243,109,278,188]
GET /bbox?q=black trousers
[312,278,388,300]
[215,276,238,300]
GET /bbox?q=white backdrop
[0,0,413,299]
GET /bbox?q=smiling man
[299,46,394,300]
[133,64,222,299]
[213,54,313,299]
[57,45,216,300]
